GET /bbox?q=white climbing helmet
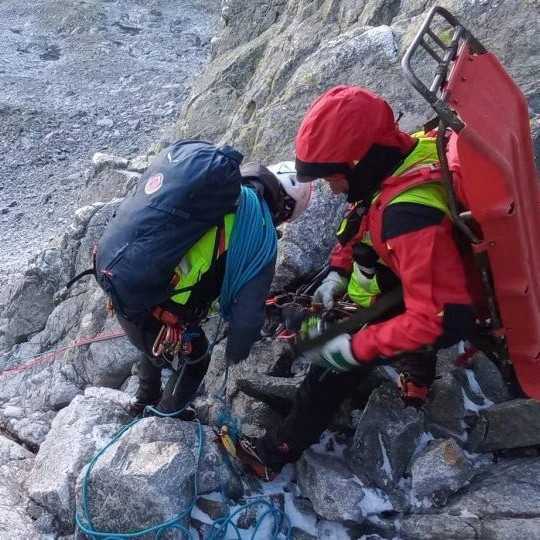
[267,161,313,222]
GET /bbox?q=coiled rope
[75,318,291,539]
[219,186,277,320]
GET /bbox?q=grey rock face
[424,354,466,439]
[396,514,480,540]
[480,518,540,540]
[1,246,72,350]
[468,399,540,452]
[79,167,140,207]
[230,391,283,438]
[272,183,345,290]
[296,450,366,523]
[411,438,475,507]
[178,1,538,159]
[0,434,39,539]
[201,338,294,435]
[27,389,131,534]
[470,352,510,404]
[348,384,423,490]
[236,373,303,409]
[83,317,141,388]
[75,417,231,536]
[91,152,129,173]
[446,458,540,518]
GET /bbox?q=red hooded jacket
[296,86,473,362]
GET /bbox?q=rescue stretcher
[402,6,540,398]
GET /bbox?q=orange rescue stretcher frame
[402,6,540,398]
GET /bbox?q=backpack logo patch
[145,173,163,195]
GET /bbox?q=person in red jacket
[254,85,477,472]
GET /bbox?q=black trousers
[262,351,436,462]
[117,313,210,413]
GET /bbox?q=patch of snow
[191,502,215,526]
[359,487,393,516]
[409,490,433,510]
[310,430,347,459]
[378,432,393,477]
[464,368,494,408]
[283,491,318,536]
[458,508,479,519]
[462,386,492,414]
[318,519,351,539]
[260,463,295,496]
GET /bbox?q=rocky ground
[0,0,219,288]
[0,0,539,539]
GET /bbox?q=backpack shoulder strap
[66,268,95,289]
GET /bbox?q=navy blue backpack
[87,140,243,320]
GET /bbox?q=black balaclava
[345,144,409,203]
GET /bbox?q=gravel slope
[0,0,219,278]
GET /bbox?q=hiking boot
[243,436,300,478]
[235,438,278,482]
[398,374,430,407]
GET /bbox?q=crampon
[215,426,277,482]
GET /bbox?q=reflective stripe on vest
[170,213,236,305]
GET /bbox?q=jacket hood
[295,85,415,179]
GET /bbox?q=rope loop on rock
[75,316,291,540]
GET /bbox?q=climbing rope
[76,411,292,540]
[220,186,277,320]
[75,317,292,540]
[0,330,126,379]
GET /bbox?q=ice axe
[294,287,404,354]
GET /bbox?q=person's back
[93,145,312,416]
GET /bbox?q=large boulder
[468,399,540,452]
[468,352,510,404]
[0,246,72,350]
[410,438,475,508]
[272,183,345,290]
[199,338,296,434]
[446,458,540,519]
[237,373,303,413]
[178,1,539,161]
[395,514,480,540]
[26,388,132,534]
[347,384,423,491]
[424,353,467,439]
[0,434,39,538]
[75,417,232,537]
[296,450,392,523]
[480,518,540,540]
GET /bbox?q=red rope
[0,330,127,380]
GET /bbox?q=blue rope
[220,186,277,320]
[75,400,291,539]
[75,410,292,539]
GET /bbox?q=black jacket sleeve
[225,257,276,362]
